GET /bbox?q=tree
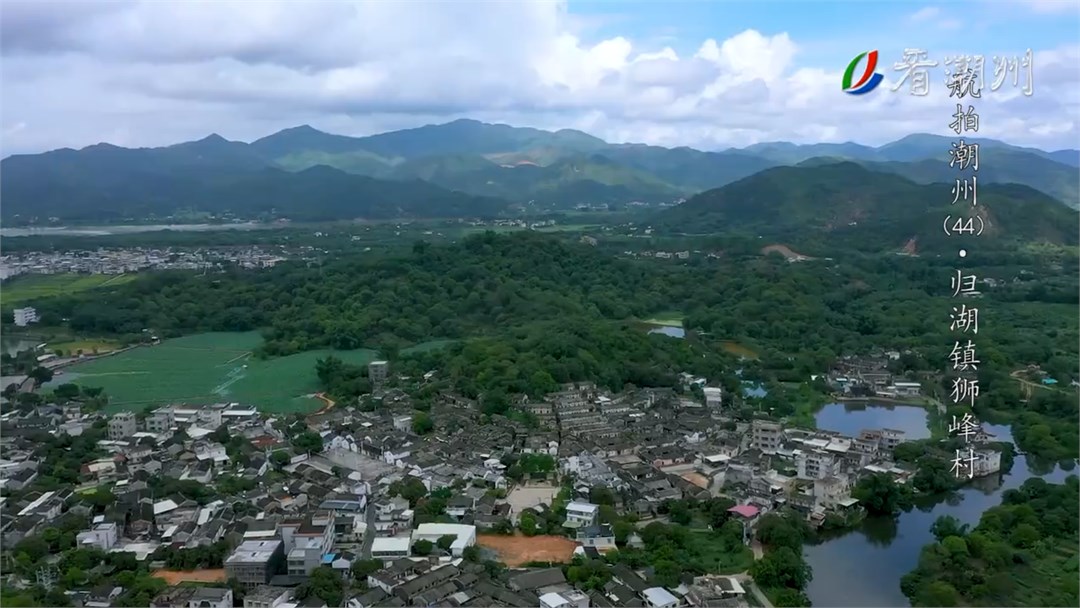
[292,431,323,454]
[412,412,434,435]
[413,539,433,556]
[519,512,538,536]
[853,473,911,516]
[28,366,54,384]
[271,450,291,467]
[296,566,345,608]
[436,535,456,552]
[53,383,81,401]
[750,546,812,590]
[930,515,969,542]
[388,477,428,507]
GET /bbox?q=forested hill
[651,162,1079,251]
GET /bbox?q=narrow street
[360,501,377,559]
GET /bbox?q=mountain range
[2,119,1077,226]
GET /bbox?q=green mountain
[1,141,508,223]
[5,120,1076,223]
[653,162,1078,251]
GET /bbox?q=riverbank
[803,413,1072,606]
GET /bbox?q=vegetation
[0,273,137,306]
[752,512,814,607]
[901,477,1079,607]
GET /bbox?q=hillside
[652,162,1079,251]
[1,151,508,222]
[4,120,1077,223]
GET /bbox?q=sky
[2,0,1078,155]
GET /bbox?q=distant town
[0,248,294,280]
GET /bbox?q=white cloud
[908,7,941,22]
[1,0,1076,155]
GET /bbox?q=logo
[842,50,884,95]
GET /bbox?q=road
[360,500,377,559]
[731,573,774,608]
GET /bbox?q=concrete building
[108,412,138,440]
[145,408,176,434]
[703,387,723,410]
[796,450,839,480]
[187,588,233,608]
[225,540,285,587]
[972,449,1002,477]
[282,512,336,576]
[368,361,389,387]
[13,307,38,327]
[752,420,783,454]
[76,521,118,551]
[242,587,291,608]
[563,501,599,528]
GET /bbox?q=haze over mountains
[2,119,1078,229]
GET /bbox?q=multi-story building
[752,420,783,454]
[108,412,138,440]
[76,521,118,551]
[225,540,285,587]
[281,512,335,576]
[13,307,38,327]
[368,361,389,387]
[145,408,177,434]
[242,586,291,608]
[881,429,906,452]
[703,387,723,410]
[563,501,599,529]
[796,450,838,480]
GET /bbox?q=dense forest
[16,231,1080,459]
[901,477,1079,607]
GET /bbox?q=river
[804,403,1072,607]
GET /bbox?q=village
[0,247,294,280]
[0,354,1006,608]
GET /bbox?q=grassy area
[720,340,759,359]
[687,529,755,574]
[995,538,1078,606]
[48,339,120,355]
[57,332,377,413]
[642,311,684,327]
[1,273,136,305]
[402,339,458,354]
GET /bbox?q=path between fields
[1010,369,1060,399]
[312,393,336,415]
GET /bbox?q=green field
[58,332,377,413]
[1,273,136,305]
[642,311,684,327]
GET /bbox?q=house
[540,590,592,608]
[85,585,124,608]
[564,501,599,528]
[187,588,233,608]
[643,587,681,608]
[576,523,616,550]
[243,586,292,608]
[370,537,411,560]
[76,521,118,551]
[508,567,566,592]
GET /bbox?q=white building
[370,537,411,560]
[411,523,476,557]
[108,412,138,440]
[643,587,680,608]
[563,501,599,528]
[13,307,38,327]
[972,449,1002,477]
[540,590,590,608]
[76,521,118,551]
[703,387,723,409]
[188,588,233,608]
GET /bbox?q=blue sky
[571,0,1079,64]
[2,0,1078,153]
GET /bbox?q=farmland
[60,332,378,413]
[1,273,136,305]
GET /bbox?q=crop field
[63,332,377,413]
[0,273,136,305]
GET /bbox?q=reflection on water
[804,409,1074,607]
[815,401,931,439]
[647,325,685,338]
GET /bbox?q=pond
[646,324,685,338]
[803,407,1072,607]
[1,336,41,356]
